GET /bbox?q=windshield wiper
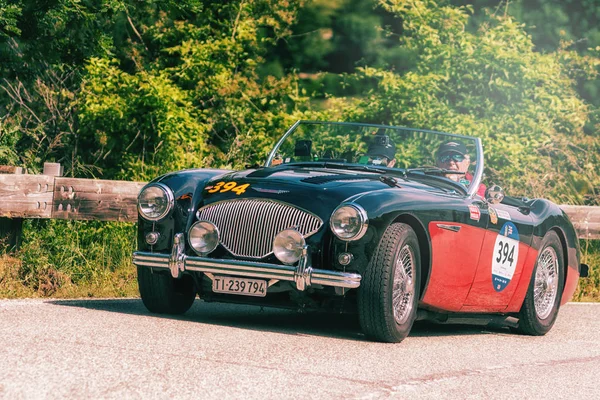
[323,162,389,174]
[269,161,390,175]
[405,167,466,176]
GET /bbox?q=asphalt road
[1,299,599,399]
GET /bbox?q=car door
[462,201,534,311]
[421,195,490,312]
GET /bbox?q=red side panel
[505,248,538,312]
[561,265,580,305]
[421,222,486,312]
[460,305,508,313]
[463,239,533,309]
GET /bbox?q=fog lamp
[188,221,219,255]
[273,229,306,265]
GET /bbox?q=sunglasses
[438,153,466,163]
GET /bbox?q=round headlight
[330,204,368,241]
[188,221,220,255]
[273,229,306,265]
[138,184,174,221]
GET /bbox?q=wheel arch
[549,226,569,294]
[392,213,431,300]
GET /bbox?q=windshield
[265,121,484,196]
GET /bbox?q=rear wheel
[137,266,196,314]
[358,223,421,343]
[516,231,564,335]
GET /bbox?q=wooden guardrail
[0,163,145,248]
[556,205,600,241]
[0,164,599,249]
[0,163,145,221]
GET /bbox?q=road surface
[1,299,599,399]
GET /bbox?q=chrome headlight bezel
[137,183,174,221]
[273,228,306,265]
[329,203,369,241]
[188,220,220,256]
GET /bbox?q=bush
[13,220,137,297]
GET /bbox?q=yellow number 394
[206,181,250,195]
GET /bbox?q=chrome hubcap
[534,247,559,320]
[393,244,415,325]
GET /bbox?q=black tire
[358,222,421,343]
[516,231,564,335]
[137,266,196,315]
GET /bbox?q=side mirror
[485,185,505,204]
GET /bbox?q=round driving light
[338,252,354,266]
[273,229,306,265]
[330,204,368,241]
[145,231,160,245]
[188,221,220,255]
[138,183,174,221]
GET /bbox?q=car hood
[199,166,448,218]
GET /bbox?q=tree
[343,0,599,204]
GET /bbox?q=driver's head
[366,130,396,167]
[436,141,470,179]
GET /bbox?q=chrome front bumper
[132,233,361,291]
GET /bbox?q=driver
[364,131,396,167]
[436,141,486,196]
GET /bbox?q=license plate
[212,276,267,297]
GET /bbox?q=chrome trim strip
[133,248,361,291]
[265,120,302,167]
[468,138,484,198]
[436,224,462,232]
[169,233,185,278]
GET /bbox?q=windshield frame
[265,120,484,198]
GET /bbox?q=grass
[0,254,138,298]
[572,240,600,302]
[0,219,138,299]
[0,220,598,301]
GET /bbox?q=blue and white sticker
[492,222,519,292]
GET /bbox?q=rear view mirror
[294,140,312,157]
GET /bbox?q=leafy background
[0,0,599,298]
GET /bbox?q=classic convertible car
[133,121,588,342]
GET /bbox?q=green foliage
[341,0,599,204]
[0,0,21,37]
[75,0,309,177]
[79,58,214,180]
[1,0,600,298]
[574,240,600,301]
[16,220,136,296]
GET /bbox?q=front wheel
[137,266,196,315]
[358,222,421,343]
[516,231,564,335]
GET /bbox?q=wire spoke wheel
[358,222,421,343]
[393,244,415,325]
[533,247,559,320]
[516,231,564,336]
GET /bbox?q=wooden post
[0,166,25,252]
[43,162,63,177]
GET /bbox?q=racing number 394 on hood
[133,121,589,343]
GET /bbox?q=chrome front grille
[196,199,323,259]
